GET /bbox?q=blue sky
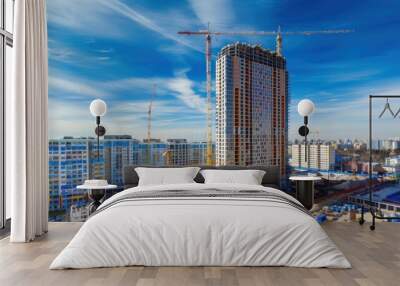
[47,0,400,141]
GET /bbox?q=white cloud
[97,56,111,61]
[99,70,207,113]
[48,0,203,53]
[166,77,206,113]
[188,0,235,28]
[48,46,75,63]
[97,0,203,53]
[111,99,195,116]
[49,77,108,98]
[47,0,126,39]
[158,44,193,55]
[186,0,265,51]
[50,72,206,112]
[48,98,93,139]
[294,69,381,84]
[48,41,114,67]
[102,77,164,93]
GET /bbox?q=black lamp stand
[95,116,106,162]
[298,116,310,163]
[88,116,107,215]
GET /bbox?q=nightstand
[289,176,321,210]
[77,184,117,214]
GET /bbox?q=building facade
[291,144,335,171]
[166,139,189,166]
[385,155,400,167]
[189,142,216,165]
[216,43,288,179]
[103,135,139,189]
[48,137,104,221]
[48,136,218,221]
[139,139,168,166]
[371,139,400,151]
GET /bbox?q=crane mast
[205,31,213,165]
[148,84,156,142]
[276,26,282,56]
[147,84,156,164]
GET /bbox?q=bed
[50,166,351,269]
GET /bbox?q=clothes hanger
[394,106,400,118]
[378,98,395,118]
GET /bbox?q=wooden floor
[0,222,399,286]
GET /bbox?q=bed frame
[123,165,281,190]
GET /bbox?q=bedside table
[289,176,321,210]
[77,184,117,215]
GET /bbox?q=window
[0,0,14,230]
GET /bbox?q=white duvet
[50,183,351,269]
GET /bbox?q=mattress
[50,183,351,269]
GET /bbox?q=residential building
[382,140,393,151]
[291,144,301,169]
[383,165,400,176]
[166,139,189,166]
[47,135,237,221]
[215,43,288,180]
[88,139,106,180]
[392,140,400,150]
[371,139,381,150]
[385,155,400,167]
[353,141,367,151]
[103,135,140,189]
[291,144,335,171]
[139,139,168,166]
[48,137,104,220]
[370,139,400,151]
[189,142,216,165]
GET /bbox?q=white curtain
[8,0,49,242]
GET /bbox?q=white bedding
[50,183,351,269]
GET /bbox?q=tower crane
[162,150,173,166]
[146,84,156,164]
[178,25,353,166]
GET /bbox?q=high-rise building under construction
[215,43,288,180]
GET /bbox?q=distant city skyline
[48,0,400,141]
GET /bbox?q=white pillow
[135,167,200,186]
[200,169,266,185]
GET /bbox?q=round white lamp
[297,99,315,163]
[297,99,315,117]
[90,99,107,117]
[89,99,107,163]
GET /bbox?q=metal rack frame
[359,95,400,230]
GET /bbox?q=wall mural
[47,0,400,223]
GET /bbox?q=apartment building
[166,139,189,166]
[48,137,104,220]
[103,135,140,189]
[216,43,288,179]
[189,142,216,165]
[49,136,217,220]
[139,139,168,166]
[291,144,335,171]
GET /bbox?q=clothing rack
[359,95,400,230]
